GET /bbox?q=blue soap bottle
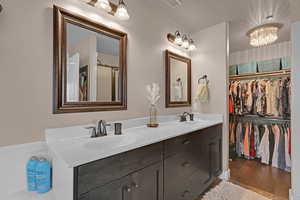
[26,156,39,191]
[36,157,52,194]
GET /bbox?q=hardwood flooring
[229,158,291,200]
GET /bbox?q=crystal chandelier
[247,23,282,47]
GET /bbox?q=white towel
[196,82,209,103]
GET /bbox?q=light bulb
[95,0,112,12]
[174,31,182,46]
[115,0,130,20]
[188,39,196,51]
[182,35,189,49]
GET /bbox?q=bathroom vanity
[46,115,223,200]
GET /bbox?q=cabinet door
[86,175,131,200]
[209,138,222,177]
[129,162,163,200]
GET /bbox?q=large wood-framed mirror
[53,6,127,113]
[165,50,191,107]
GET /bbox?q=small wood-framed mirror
[53,6,127,113]
[165,50,191,107]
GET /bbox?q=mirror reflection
[66,23,120,102]
[170,58,188,102]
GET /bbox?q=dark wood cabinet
[129,162,163,200]
[81,162,163,200]
[163,125,222,200]
[74,124,222,200]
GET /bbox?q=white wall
[191,23,229,175]
[0,0,190,147]
[230,41,291,65]
[0,142,55,200]
[291,21,300,200]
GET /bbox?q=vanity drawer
[76,142,163,196]
[164,152,200,179]
[203,124,222,140]
[164,131,202,158]
[164,172,206,200]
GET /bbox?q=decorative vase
[147,104,159,127]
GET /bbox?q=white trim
[290,189,293,200]
[219,169,231,181]
[289,189,300,200]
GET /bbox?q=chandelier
[247,23,283,47]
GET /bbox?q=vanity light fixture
[80,0,130,20]
[167,31,196,51]
[182,35,189,49]
[115,0,130,20]
[95,0,112,12]
[188,39,196,51]
[174,31,183,46]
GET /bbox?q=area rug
[201,181,271,200]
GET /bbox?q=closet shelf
[229,70,290,80]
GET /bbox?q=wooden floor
[229,158,291,200]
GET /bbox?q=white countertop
[46,114,223,168]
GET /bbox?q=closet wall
[192,22,229,177]
[291,21,300,200]
[230,41,291,66]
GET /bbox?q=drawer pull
[182,190,190,197]
[124,186,132,192]
[182,140,191,145]
[182,162,190,167]
[131,182,139,188]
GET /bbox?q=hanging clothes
[229,78,291,117]
[243,123,250,158]
[259,125,270,165]
[229,118,291,172]
[278,126,286,170]
[229,74,291,172]
[271,125,280,168]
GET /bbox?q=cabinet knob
[124,186,132,192]
[182,190,190,197]
[182,162,190,167]
[131,182,139,188]
[182,140,191,145]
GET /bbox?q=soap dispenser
[36,157,52,194]
[26,156,39,191]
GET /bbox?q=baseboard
[219,169,230,180]
[289,189,300,200]
[290,189,293,200]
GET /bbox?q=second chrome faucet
[179,112,194,122]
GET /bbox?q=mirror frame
[53,6,127,113]
[165,50,191,108]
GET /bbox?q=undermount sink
[159,119,207,127]
[84,135,136,150]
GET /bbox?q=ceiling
[150,0,292,52]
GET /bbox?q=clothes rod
[229,70,290,80]
[230,115,290,124]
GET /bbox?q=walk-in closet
[228,1,292,197]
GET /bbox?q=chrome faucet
[97,120,108,137]
[85,120,110,138]
[179,112,194,122]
